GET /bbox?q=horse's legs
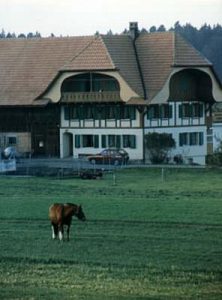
[51,223,58,239]
[58,224,64,241]
[67,225,70,241]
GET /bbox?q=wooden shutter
[75,135,81,148]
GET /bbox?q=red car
[88,148,129,165]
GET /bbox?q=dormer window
[61,73,120,93]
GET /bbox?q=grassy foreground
[0,167,222,299]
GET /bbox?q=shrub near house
[145,132,175,163]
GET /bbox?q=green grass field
[0,167,222,299]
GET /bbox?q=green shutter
[130,135,136,148]
[116,106,121,119]
[64,106,70,120]
[189,104,193,117]
[75,135,81,148]
[102,135,106,148]
[147,107,151,119]
[131,106,136,120]
[179,105,182,118]
[94,106,99,120]
[94,135,99,148]
[122,135,127,148]
[169,105,173,118]
[116,135,121,148]
[199,132,204,145]
[199,104,204,117]
[78,106,84,120]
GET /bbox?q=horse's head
[76,205,86,221]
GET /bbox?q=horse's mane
[64,203,77,207]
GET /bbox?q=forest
[0,22,222,82]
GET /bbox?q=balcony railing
[61,91,122,103]
[213,112,222,123]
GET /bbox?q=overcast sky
[1,0,222,37]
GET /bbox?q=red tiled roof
[136,31,212,102]
[102,35,145,98]
[136,32,174,101]
[174,33,211,66]
[0,31,214,106]
[0,36,99,105]
[61,36,115,71]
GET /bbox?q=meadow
[0,167,222,299]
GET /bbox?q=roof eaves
[172,63,213,67]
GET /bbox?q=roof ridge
[172,31,176,65]
[100,36,116,69]
[67,36,98,64]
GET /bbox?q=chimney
[129,22,139,40]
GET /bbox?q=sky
[1,0,222,37]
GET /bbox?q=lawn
[0,167,222,299]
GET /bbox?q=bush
[145,132,175,164]
[206,153,222,166]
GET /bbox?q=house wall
[0,132,31,155]
[60,100,209,164]
[144,127,206,165]
[61,106,140,128]
[144,101,207,165]
[56,69,217,165]
[213,123,222,151]
[60,128,143,160]
[60,106,143,160]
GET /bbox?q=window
[179,133,188,146]
[8,136,17,145]
[84,106,94,119]
[106,105,116,119]
[121,106,136,120]
[61,73,120,93]
[179,104,190,118]
[64,106,70,120]
[122,135,136,148]
[179,132,204,146]
[147,104,172,120]
[192,103,204,118]
[108,135,121,148]
[190,132,198,145]
[161,104,172,119]
[147,105,159,119]
[75,135,99,148]
[82,135,94,147]
[71,106,81,119]
[179,103,204,118]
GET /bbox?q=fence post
[113,172,116,185]
[161,168,165,182]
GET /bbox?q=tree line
[0,22,222,81]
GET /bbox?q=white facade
[60,106,143,160]
[54,68,222,166]
[60,101,209,165]
[144,127,207,165]
[213,123,222,151]
[144,101,207,165]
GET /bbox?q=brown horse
[49,203,86,241]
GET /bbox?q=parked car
[88,148,129,165]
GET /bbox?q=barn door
[33,134,46,156]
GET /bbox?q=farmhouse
[0,22,222,164]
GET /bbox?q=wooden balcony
[61,91,122,103]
